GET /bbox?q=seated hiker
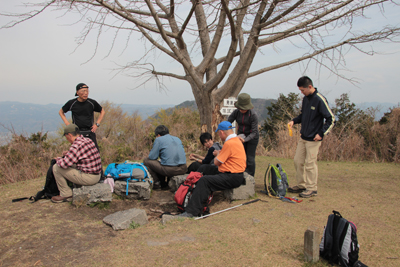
[143,125,187,190]
[51,124,102,203]
[178,121,246,217]
[187,132,222,173]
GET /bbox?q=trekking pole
[195,199,261,220]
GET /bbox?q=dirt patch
[0,184,229,267]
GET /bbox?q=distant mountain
[119,103,174,118]
[356,102,399,120]
[0,101,173,134]
[149,98,276,123]
[0,102,62,134]
[1,100,396,135]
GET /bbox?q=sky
[1,1,399,108]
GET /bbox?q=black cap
[75,83,87,96]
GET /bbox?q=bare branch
[248,27,400,78]
[94,0,177,38]
[152,71,186,80]
[259,0,305,29]
[1,0,56,29]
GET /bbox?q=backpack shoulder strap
[321,213,335,260]
[264,164,271,192]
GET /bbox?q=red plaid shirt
[56,135,102,174]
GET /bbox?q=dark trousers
[187,161,202,173]
[244,138,259,176]
[185,172,244,216]
[197,164,220,175]
[143,158,187,186]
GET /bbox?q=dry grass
[1,156,399,267]
[262,108,400,163]
[2,106,400,185]
[0,134,69,185]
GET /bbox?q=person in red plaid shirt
[51,124,102,203]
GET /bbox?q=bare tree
[2,0,400,132]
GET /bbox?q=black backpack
[320,210,367,267]
[263,163,289,197]
[12,159,60,203]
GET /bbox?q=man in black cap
[59,83,105,149]
[52,124,102,203]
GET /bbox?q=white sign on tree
[220,97,237,116]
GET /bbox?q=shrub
[0,131,68,185]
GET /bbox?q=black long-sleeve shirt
[228,109,259,142]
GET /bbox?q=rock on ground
[103,208,148,230]
[223,172,255,200]
[72,183,112,207]
[168,174,188,192]
[114,180,151,200]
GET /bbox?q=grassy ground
[1,156,399,267]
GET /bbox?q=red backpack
[174,172,213,214]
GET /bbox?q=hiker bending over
[178,121,246,218]
[51,124,102,203]
[227,93,259,176]
[187,132,222,174]
[288,76,335,198]
[143,125,187,190]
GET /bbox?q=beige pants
[294,139,322,191]
[53,164,100,197]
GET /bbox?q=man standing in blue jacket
[288,76,335,198]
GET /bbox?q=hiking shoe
[288,185,306,193]
[177,212,194,218]
[51,195,72,203]
[299,190,317,198]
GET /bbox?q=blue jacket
[292,89,335,141]
[148,134,186,166]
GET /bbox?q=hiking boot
[299,190,317,198]
[288,185,306,193]
[51,195,72,203]
[177,212,194,218]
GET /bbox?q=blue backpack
[104,161,152,195]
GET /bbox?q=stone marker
[223,172,255,200]
[72,183,112,207]
[103,208,148,230]
[168,174,188,192]
[304,226,320,262]
[114,180,151,200]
